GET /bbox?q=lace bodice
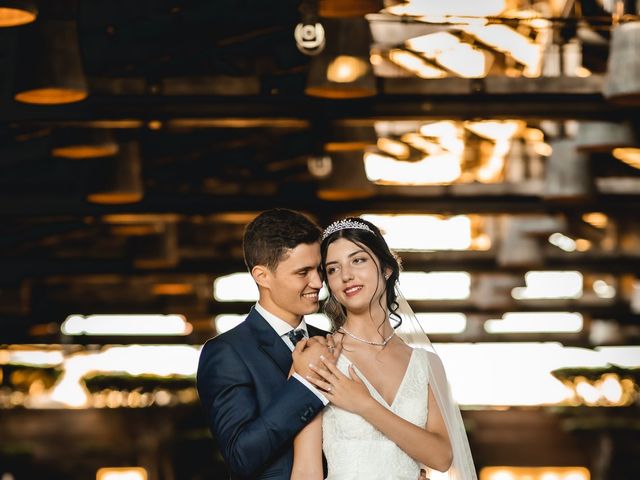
[322,348,430,480]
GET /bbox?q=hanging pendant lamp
[0,1,37,27]
[13,19,88,104]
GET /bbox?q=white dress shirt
[255,302,328,405]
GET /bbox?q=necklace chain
[339,326,396,347]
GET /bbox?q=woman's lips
[344,285,363,297]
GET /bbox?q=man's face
[261,242,323,326]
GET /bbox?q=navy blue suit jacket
[197,307,327,479]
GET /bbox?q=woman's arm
[291,412,324,480]
[308,356,452,473]
[359,385,452,472]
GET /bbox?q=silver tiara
[322,219,373,240]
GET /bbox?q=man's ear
[251,265,271,290]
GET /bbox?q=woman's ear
[251,265,271,289]
[383,267,392,280]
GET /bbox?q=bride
[290,218,477,480]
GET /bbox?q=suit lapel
[247,308,292,376]
[307,323,328,338]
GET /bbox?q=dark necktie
[286,328,307,346]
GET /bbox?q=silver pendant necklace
[339,326,396,347]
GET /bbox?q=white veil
[394,286,477,480]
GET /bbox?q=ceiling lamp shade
[132,222,179,269]
[317,151,375,200]
[305,18,376,99]
[0,0,37,27]
[52,129,119,159]
[13,20,88,104]
[319,0,383,17]
[603,21,640,106]
[544,139,594,199]
[86,142,144,204]
[497,216,566,268]
[575,121,636,152]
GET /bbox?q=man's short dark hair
[243,209,322,271]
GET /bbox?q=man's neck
[256,300,302,329]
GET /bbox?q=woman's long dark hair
[321,217,402,337]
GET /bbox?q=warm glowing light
[524,128,545,142]
[534,142,553,156]
[465,120,522,141]
[361,214,472,251]
[433,342,596,405]
[612,147,640,169]
[151,283,195,295]
[574,239,591,252]
[581,212,608,229]
[0,5,37,27]
[214,273,328,302]
[364,151,461,185]
[436,43,491,78]
[575,377,601,405]
[385,0,506,17]
[0,349,64,366]
[214,314,246,334]
[96,467,148,480]
[597,346,640,368]
[400,133,442,154]
[548,233,576,252]
[511,271,583,300]
[399,272,471,300]
[593,279,616,299]
[485,312,583,334]
[377,137,411,159]
[61,314,192,336]
[15,88,88,105]
[388,49,446,79]
[420,121,460,139]
[214,272,259,301]
[460,24,542,75]
[599,373,624,404]
[327,56,369,83]
[406,31,461,57]
[480,466,589,480]
[397,313,467,335]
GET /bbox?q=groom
[197,209,333,479]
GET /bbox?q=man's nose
[309,269,323,288]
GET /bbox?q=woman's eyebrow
[326,249,366,266]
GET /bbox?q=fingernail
[320,355,325,360]
[309,363,314,368]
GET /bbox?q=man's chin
[301,302,320,315]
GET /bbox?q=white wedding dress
[322,348,429,480]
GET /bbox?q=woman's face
[324,237,387,316]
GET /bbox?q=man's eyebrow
[293,265,316,273]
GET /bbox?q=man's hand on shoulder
[292,336,339,379]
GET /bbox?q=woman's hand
[306,355,375,416]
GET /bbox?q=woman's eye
[327,267,336,275]
[353,257,366,264]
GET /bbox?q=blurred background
[1,0,639,479]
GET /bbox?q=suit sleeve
[196,338,324,478]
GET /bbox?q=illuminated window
[97,467,148,480]
[480,466,589,480]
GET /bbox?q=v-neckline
[341,348,416,408]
